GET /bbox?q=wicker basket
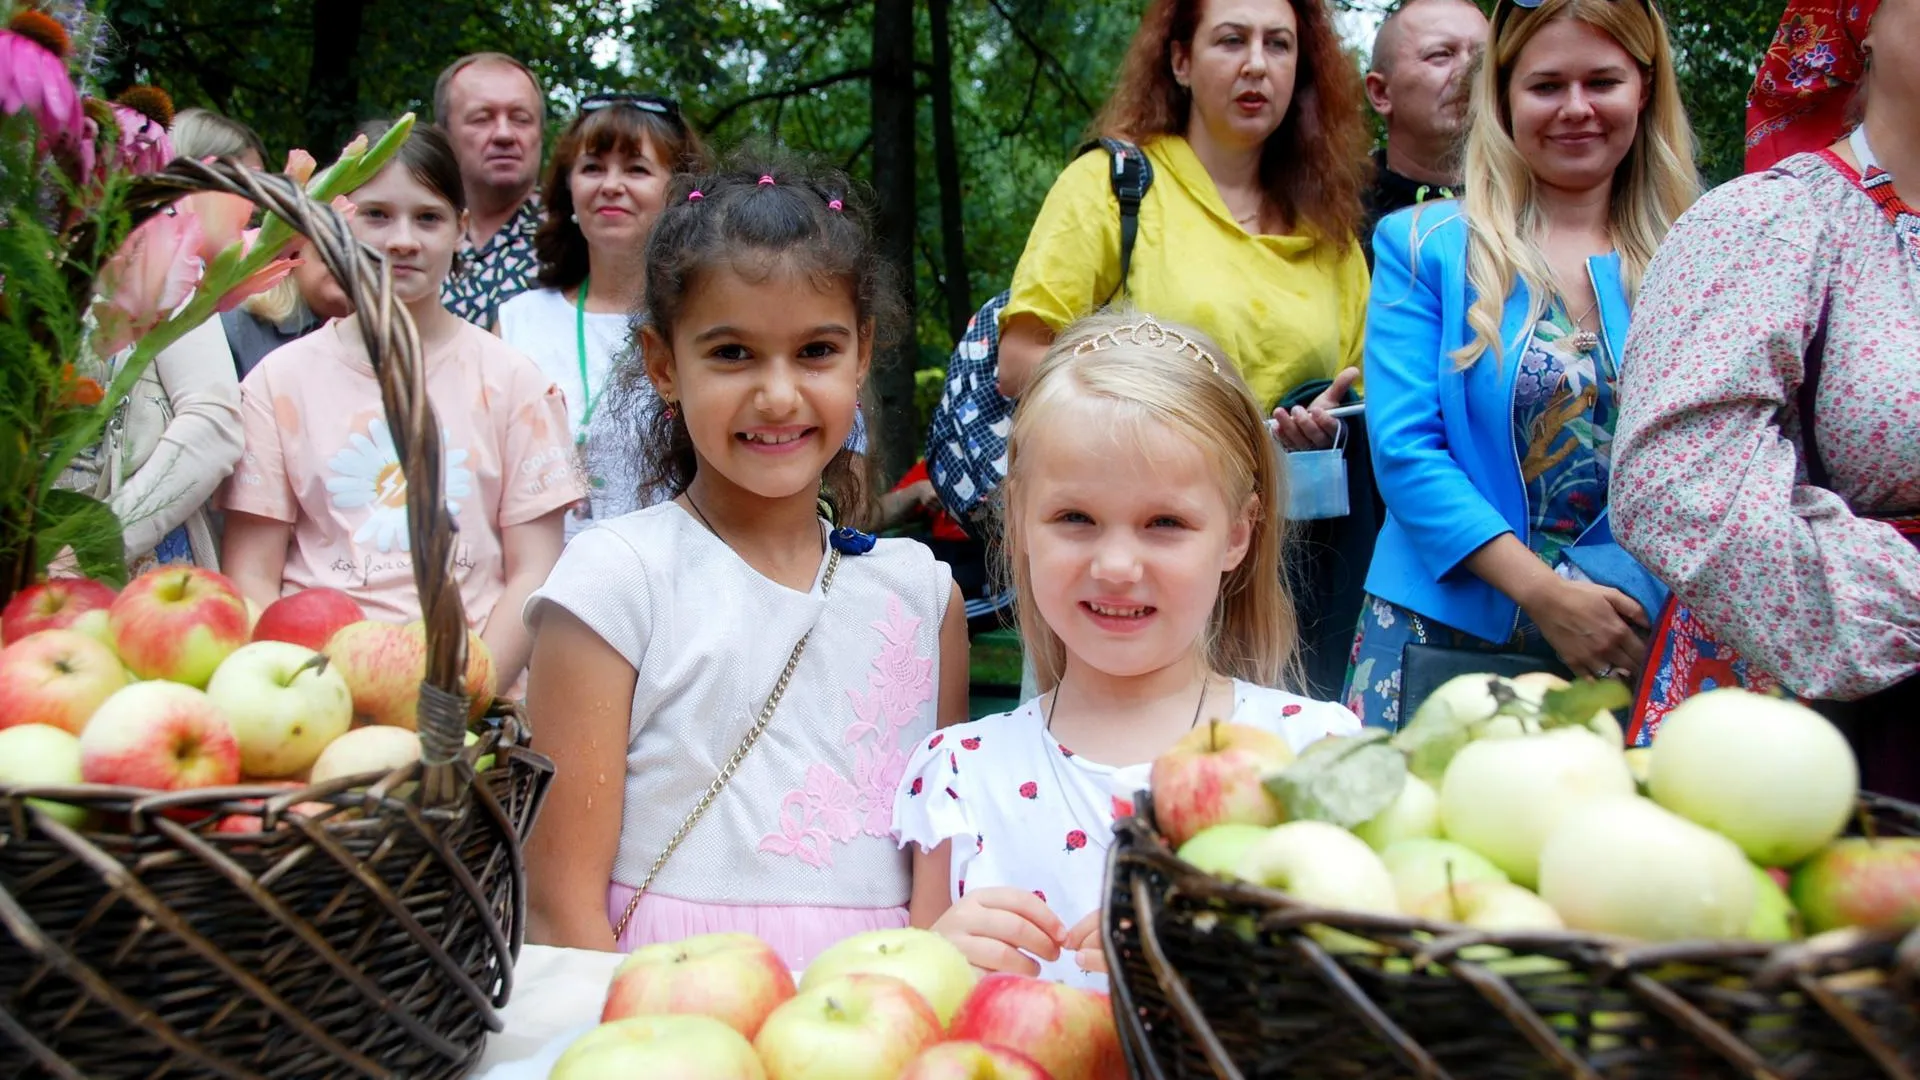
[0,158,555,1079]
[1103,790,1920,1080]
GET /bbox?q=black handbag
[1399,640,1572,728]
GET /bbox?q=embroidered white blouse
[891,681,1359,988]
[525,503,954,908]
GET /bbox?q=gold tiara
[1071,315,1222,374]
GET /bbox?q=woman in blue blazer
[1340,0,1697,728]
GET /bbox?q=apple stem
[1209,719,1220,753]
[295,652,332,682]
[1858,801,1879,846]
[1444,861,1460,921]
[824,997,844,1021]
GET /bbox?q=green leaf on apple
[1263,729,1408,829]
[1538,680,1630,730]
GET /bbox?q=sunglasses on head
[579,92,683,124]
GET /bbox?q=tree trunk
[928,0,971,344]
[868,0,919,485]
[305,0,367,154]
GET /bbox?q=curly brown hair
[1094,0,1370,247]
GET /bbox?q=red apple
[252,588,367,652]
[753,974,943,1080]
[0,629,130,734]
[1791,837,1920,934]
[551,1015,768,1079]
[214,783,332,833]
[1149,719,1297,848]
[2,577,118,645]
[947,974,1125,1080]
[108,567,251,687]
[603,931,797,1039]
[78,681,240,791]
[327,620,494,728]
[899,1041,1052,1080]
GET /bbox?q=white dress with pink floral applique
[891,681,1358,988]
[524,501,952,971]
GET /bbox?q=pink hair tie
[758,174,775,186]
[827,198,843,212]
[687,190,703,202]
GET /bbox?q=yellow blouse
[1004,134,1368,410]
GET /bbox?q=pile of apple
[1150,675,1920,954]
[0,567,498,832]
[554,927,1126,1080]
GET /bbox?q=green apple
[1623,747,1653,791]
[1176,822,1271,877]
[204,641,353,778]
[551,1015,766,1079]
[463,729,495,773]
[1791,837,1920,934]
[1538,795,1754,941]
[1236,820,1399,915]
[1648,689,1857,867]
[801,928,977,1026]
[1439,727,1634,888]
[1410,879,1563,930]
[0,723,88,827]
[1380,838,1508,914]
[1745,863,1799,942]
[1353,774,1440,851]
[754,974,943,1080]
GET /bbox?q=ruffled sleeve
[890,728,975,855]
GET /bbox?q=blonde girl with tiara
[892,311,1359,987]
[520,155,968,972]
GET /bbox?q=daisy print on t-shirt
[325,416,474,552]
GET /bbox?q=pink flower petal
[283,148,316,184]
[182,192,253,262]
[215,257,298,313]
[92,212,205,354]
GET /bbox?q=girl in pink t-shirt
[222,122,582,689]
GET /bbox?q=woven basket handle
[116,157,473,807]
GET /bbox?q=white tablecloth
[475,945,624,1078]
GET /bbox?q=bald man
[1362,0,1488,257]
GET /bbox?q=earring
[570,212,579,224]
[663,399,677,422]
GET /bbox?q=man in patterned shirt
[434,52,546,327]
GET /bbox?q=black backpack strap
[1794,293,1835,490]
[1076,137,1154,304]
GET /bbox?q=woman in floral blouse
[1612,0,1919,797]
[1343,0,1697,728]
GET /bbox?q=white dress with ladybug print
[891,679,1359,989]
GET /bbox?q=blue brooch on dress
[829,527,876,555]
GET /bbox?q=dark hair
[433,52,546,127]
[1096,0,1370,247]
[532,102,711,291]
[605,148,906,528]
[354,120,466,214]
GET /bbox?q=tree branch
[698,67,874,131]
[984,0,1097,117]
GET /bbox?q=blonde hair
[1455,0,1698,368]
[240,277,303,324]
[170,107,267,165]
[1002,310,1300,694]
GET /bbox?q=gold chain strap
[612,545,843,941]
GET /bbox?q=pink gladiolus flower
[182,192,252,263]
[93,211,205,356]
[215,256,299,313]
[283,148,316,185]
[0,30,85,154]
[109,102,174,175]
[331,195,357,221]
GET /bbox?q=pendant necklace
[1567,297,1601,355]
[1045,673,1213,734]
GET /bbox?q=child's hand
[930,887,1068,976]
[1062,910,1110,976]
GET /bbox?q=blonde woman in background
[1342,0,1698,728]
[170,107,266,168]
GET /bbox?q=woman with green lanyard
[497,93,708,539]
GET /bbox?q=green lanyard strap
[574,277,605,447]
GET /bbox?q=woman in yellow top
[997,0,1372,414]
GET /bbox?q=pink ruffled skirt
[605,884,909,972]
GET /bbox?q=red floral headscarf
[1744,0,1879,172]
